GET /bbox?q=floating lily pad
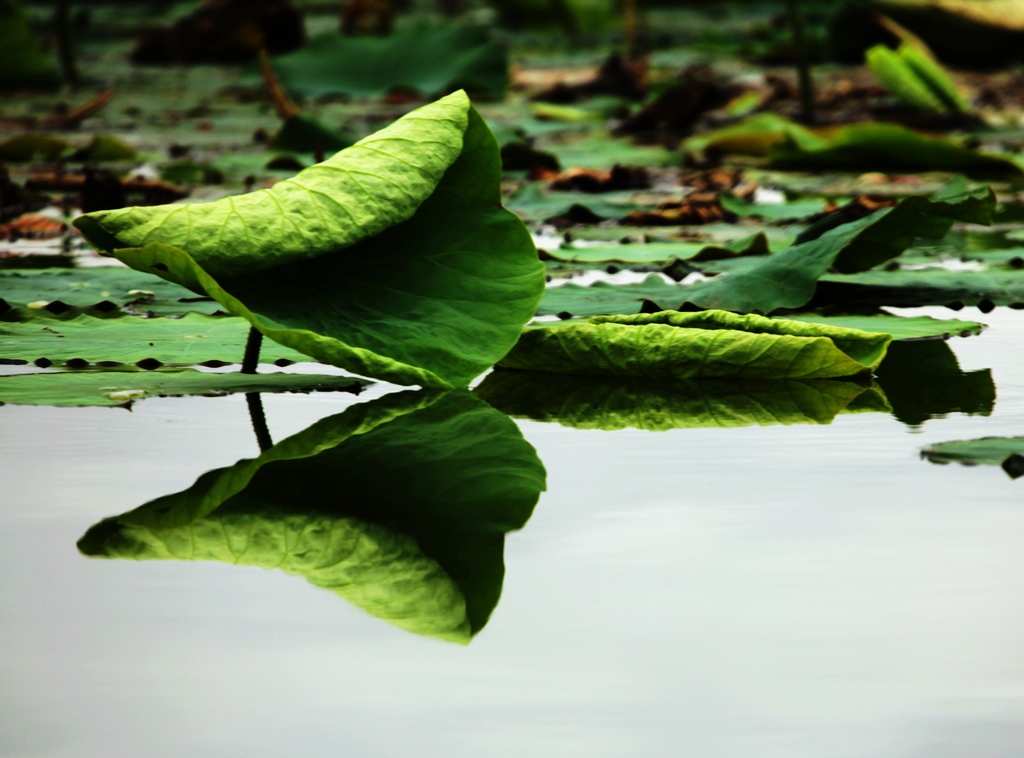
[270,25,508,100]
[79,390,546,643]
[475,371,890,431]
[784,313,985,340]
[542,233,769,265]
[0,313,310,367]
[0,369,366,407]
[922,436,1024,478]
[498,310,892,379]
[74,93,545,388]
[0,267,219,316]
[718,193,830,222]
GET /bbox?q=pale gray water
[3,306,1024,758]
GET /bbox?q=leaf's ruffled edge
[73,92,472,281]
[498,310,893,379]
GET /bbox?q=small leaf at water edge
[0,313,310,367]
[0,369,367,408]
[922,437,1024,478]
[475,372,890,431]
[269,25,509,100]
[497,310,892,380]
[78,390,546,643]
[73,92,545,388]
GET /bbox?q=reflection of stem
[241,327,262,374]
[246,393,274,453]
[55,0,81,87]
[785,0,815,124]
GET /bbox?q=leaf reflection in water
[78,390,546,644]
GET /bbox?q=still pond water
[3,306,1024,757]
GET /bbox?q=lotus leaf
[0,313,311,367]
[78,390,546,643]
[0,369,366,408]
[541,233,769,266]
[475,372,890,431]
[498,310,892,380]
[73,92,545,388]
[922,436,1024,478]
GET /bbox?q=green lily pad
[78,389,546,643]
[475,371,890,431]
[73,92,545,388]
[542,233,769,265]
[0,369,366,407]
[0,134,69,162]
[498,310,892,380]
[270,25,508,100]
[922,436,1024,478]
[718,194,830,223]
[0,267,220,316]
[0,313,311,367]
[784,313,985,340]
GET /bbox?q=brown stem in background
[786,0,815,124]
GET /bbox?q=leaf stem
[241,326,262,374]
[246,393,274,453]
[785,0,815,124]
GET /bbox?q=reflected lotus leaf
[874,340,995,427]
[78,390,546,643]
[922,437,1024,479]
[475,371,890,431]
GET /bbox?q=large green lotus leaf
[78,390,546,643]
[475,371,890,431]
[73,92,545,388]
[669,181,995,313]
[874,339,994,427]
[0,267,219,316]
[0,313,310,367]
[0,0,60,88]
[542,233,769,265]
[269,25,508,100]
[922,437,1024,477]
[498,310,892,380]
[0,369,366,408]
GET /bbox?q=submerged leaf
[74,92,545,388]
[498,311,892,380]
[270,25,508,100]
[476,371,890,431]
[78,390,546,643]
[0,369,366,408]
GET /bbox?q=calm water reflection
[3,307,1024,757]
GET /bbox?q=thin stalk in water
[246,393,274,453]
[241,326,262,374]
